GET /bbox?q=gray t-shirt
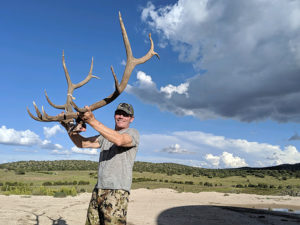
[96,128,139,192]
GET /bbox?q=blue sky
[1,0,300,168]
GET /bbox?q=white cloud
[221,152,248,168]
[71,146,98,155]
[160,143,194,154]
[137,71,155,86]
[266,145,300,165]
[139,130,300,168]
[204,152,248,168]
[43,125,64,138]
[136,0,300,122]
[127,71,195,116]
[205,154,220,167]
[0,125,63,150]
[160,83,189,98]
[0,125,41,146]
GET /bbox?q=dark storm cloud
[130,0,300,122]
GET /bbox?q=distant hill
[0,160,98,171]
[0,160,299,178]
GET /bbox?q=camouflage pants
[85,188,129,225]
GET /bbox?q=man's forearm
[68,133,86,148]
[88,118,130,146]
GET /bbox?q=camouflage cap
[115,103,134,116]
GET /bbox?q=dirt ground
[0,188,300,225]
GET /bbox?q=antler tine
[73,57,100,89]
[27,107,44,122]
[135,33,160,63]
[44,90,66,109]
[62,50,72,87]
[119,12,133,60]
[111,66,121,93]
[72,12,159,113]
[33,101,43,119]
[41,106,50,120]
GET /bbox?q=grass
[0,169,300,196]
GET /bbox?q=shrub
[257,183,268,188]
[15,169,25,175]
[78,188,86,193]
[78,180,90,185]
[204,182,213,187]
[254,173,265,178]
[54,187,77,197]
[32,186,54,196]
[54,191,67,198]
[42,182,53,186]
[1,185,32,195]
[184,181,194,185]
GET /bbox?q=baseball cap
[115,103,134,116]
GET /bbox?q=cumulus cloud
[127,71,194,116]
[43,125,64,138]
[205,152,248,168]
[0,125,41,146]
[134,0,300,122]
[265,145,300,165]
[140,130,300,168]
[71,146,98,155]
[160,83,189,98]
[160,143,194,154]
[204,154,220,167]
[0,125,62,150]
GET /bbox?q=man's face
[114,110,134,131]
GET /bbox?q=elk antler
[27,51,99,122]
[27,12,159,123]
[71,12,159,113]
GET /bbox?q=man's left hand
[79,106,95,124]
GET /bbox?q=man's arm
[68,133,100,149]
[80,106,134,147]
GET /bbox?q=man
[61,103,139,225]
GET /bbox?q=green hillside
[0,160,299,197]
[1,160,300,179]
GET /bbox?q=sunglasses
[115,110,131,117]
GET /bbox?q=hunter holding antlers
[61,103,138,225]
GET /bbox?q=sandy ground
[0,188,300,225]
